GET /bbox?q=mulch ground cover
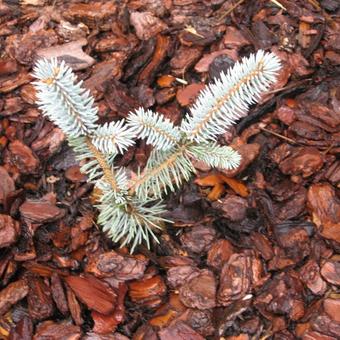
[0,0,339,339]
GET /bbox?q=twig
[218,0,247,21]
[259,126,298,145]
[269,0,287,11]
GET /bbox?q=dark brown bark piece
[312,314,340,338]
[255,272,305,321]
[138,34,170,85]
[3,97,24,116]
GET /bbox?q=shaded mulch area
[0,0,340,339]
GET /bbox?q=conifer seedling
[33,50,281,251]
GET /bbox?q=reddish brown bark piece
[218,253,251,306]
[91,283,127,336]
[33,320,81,340]
[321,260,340,286]
[158,321,205,340]
[0,279,29,315]
[250,233,274,261]
[86,251,148,280]
[312,314,340,338]
[6,29,58,65]
[222,26,250,49]
[65,165,87,182]
[8,140,39,174]
[65,274,117,315]
[176,83,205,107]
[66,287,84,326]
[195,49,237,73]
[180,225,216,254]
[185,309,215,337]
[0,71,33,94]
[31,128,65,158]
[130,12,167,40]
[0,214,20,248]
[278,147,324,177]
[213,195,248,222]
[92,310,120,335]
[170,46,203,77]
[167,265,201,289]
[179,269,216,309]
[20,84,37,104]
[307,183,340,243]
[51,273,69,316]
[9,316,33,340]
[207,239,235,270]
[64,2,117,28]
[129,275,167,307]
[27,275,54,321]
[0,166,15,204]
[3,97,24,116]
[255,272,305,321]
[301,330,336,340]
[138,34,170,85]
[299,260,327,295]
[324,298,340,323]
[0,58,18,76]
[20,198,65,224]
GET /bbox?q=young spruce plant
[33,50,281,251]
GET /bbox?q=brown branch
[85,137,119,192]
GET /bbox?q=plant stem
[85,137,119,193]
